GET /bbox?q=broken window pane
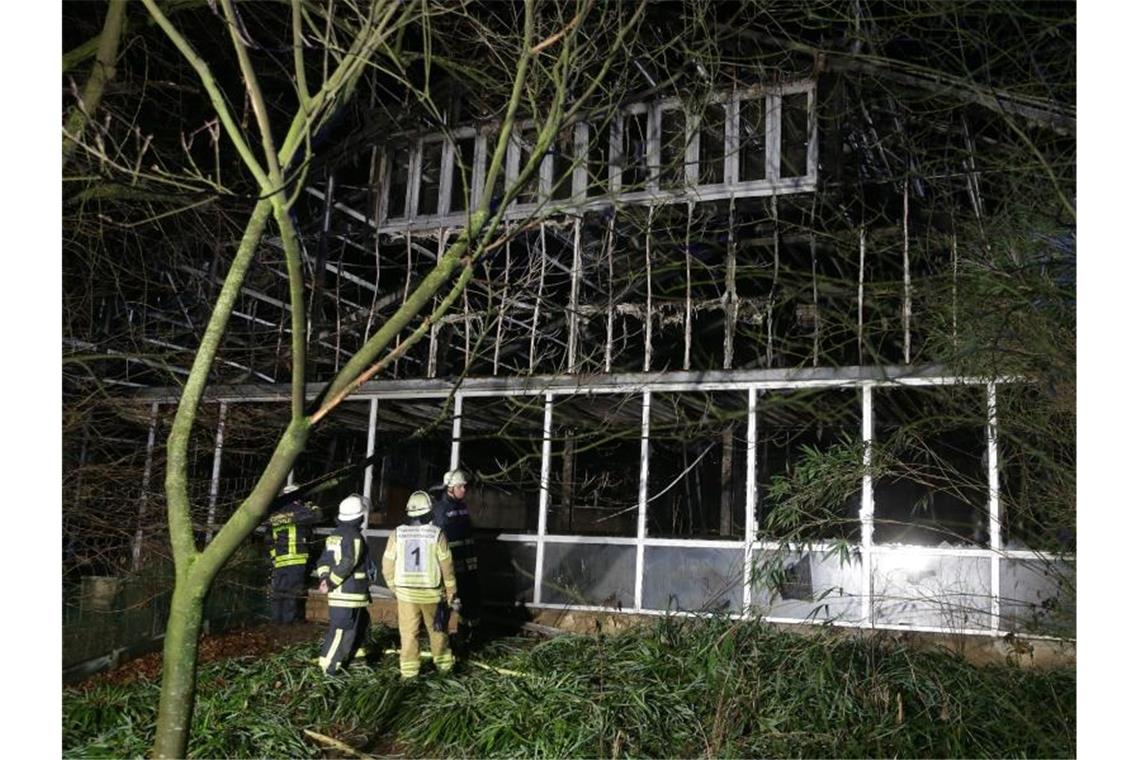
[550,127,576,201]
[739,97,767,181]
[515,126,541,205]
[658,106,690,190]
[449,136,476,214]
[386,143,410,219]
[873,386,989,547]
[699,103,726,185]
[621,110,650,191]
[458,396,547,533]
[647,391,748,539]
[418,139,443,216]
[548,393,643,537]
[780,91,809,179]
[585,119,612,198]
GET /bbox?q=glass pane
[658,107,689,190]
[643,546,744,613]
[872,551,991,630]
[750,548,863,622]
[540,542,635,608]
[999,558,1074,637]
[699,103,725,185]
[418,140,443,216]
[780,92,809,178]
[586,119,612,198]
[387,144,410,219]
[739,97,767,181]
[621,111,649,191]
[449,136,476,214]
[515,126,541,205]
[550,127,576,201]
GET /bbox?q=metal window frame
[369,81,819,234]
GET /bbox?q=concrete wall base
[304,595,1074,670]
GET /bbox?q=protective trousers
[270,564,308,623]
[397,599,454,679]
[318,606,370,675]
[455,570,482,629]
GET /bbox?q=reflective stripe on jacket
[271,523,307,568]
[316,523,373,609]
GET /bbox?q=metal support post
[205,401,227,543]
[634,390,652,610]
[131,402,160,570]
[860,385,874,626]
[533,394,554,604]
[450,394,463,471]
[363,398,378,524]
[987,382,1001,633]
[742,387,758,612]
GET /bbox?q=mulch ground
[75,622,326,691]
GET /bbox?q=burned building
[63,1,1075,656]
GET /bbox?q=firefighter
[267,484,322,624]
[432,469,481,642]
[382,490,458,679]
[315,494,375,675]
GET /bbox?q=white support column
[567,218,582,371]
[858,226,866,364]
[205,401,228,544]
[684,202,693,371]
[860,385,874,626]
[529,225,547,372]
[533,393,554,604]
[987,382,1001,633]
[903,185,912,364]
[742,387,758,612]
[643,209,654,372]
[363,398,378,524]
[131,402,160,571]
[605,215,616,372]
[450,394,464,471]
[573,122,589,201]
[634,390,652,611]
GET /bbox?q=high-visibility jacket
[269,500,322,569]
[432,495,477,573]
[316,521,374,609]
[381,521,457,604]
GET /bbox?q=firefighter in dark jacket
[382,490,458,679]
[432,469,481,640]
[315,494,375,674]
[268,484,322,624]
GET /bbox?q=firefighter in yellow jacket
[381,490,458,679]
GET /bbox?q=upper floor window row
[377,81,816,231]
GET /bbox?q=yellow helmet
[406,490,432,517]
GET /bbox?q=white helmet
[443,469,468,488]
[282,484,299,495]
[338,494,367,521]
[406,490,432,517]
